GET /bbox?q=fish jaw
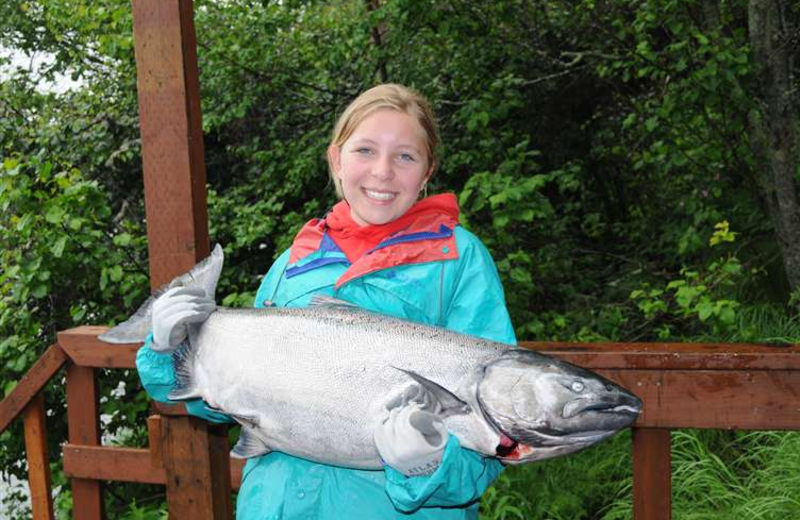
[496,428,627,464]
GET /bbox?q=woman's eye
[355,147,373,155]
[398,153,416,162]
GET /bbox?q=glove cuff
[393,449,444,477]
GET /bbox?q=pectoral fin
[394,367,471,417]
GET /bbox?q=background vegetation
[1,0,798,518]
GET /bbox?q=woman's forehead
[348,110,428,145]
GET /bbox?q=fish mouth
[495,431,519,458]
[562,396,642,420]
[495,428,619,463]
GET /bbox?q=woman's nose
[370,154,394,180]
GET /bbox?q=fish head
[477,349,641,464]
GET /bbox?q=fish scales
[189,306,506,468]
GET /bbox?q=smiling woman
[134,82,523,520]
[328,109,432,226]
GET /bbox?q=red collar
[288,194,461,286]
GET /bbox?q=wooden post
[131,0,232,517]
[633,428,672,520]
[160,418,233,520]
[133,0,210,290]
[66,364,104,520]
[22,392,55,520]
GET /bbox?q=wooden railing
[0,326,242,519]
[1,326,798,519]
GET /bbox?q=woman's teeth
[365,189,395,201]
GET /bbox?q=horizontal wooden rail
[62,444,246,489]
[522,340,800,370]
[63,445,167,484]
[58,327,138,368]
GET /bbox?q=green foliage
[116,500,167,520]
[1,0,798,517]
[628,221,752,339]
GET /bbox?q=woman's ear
[327,145,342,177]
[425,160,436,181]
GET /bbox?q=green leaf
[3,157,19,171]
[40,161,53,180]
[31,284,48,298]
[697,301,714,321]
[510,267,532,284]
[717,303,737,324]
[109,265,123,282]
[70,305,87,323]
[45,204,66,224]
[675,286,699,309]
[113,233,132,246]
[51,236,68,258]
[3,380,18,397]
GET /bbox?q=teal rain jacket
[136,211,517,520]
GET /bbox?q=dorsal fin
[308,294,358,308]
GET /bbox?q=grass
[480,432,632,520]
[481,430,800,520]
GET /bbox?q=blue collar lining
[367,224,453,255]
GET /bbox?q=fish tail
[98,244,225,344]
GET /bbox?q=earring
[423,183,429,199]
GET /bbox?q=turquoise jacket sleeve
[382,228,516,512]
[384,436,503,513]
[137,251,294,422]
[443,228,517,345]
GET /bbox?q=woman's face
[329,110,432,226]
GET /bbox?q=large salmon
[100,245,641,468]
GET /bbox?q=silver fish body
[181,306,506,468]
[102,245,641,467]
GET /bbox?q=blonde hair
[327,84,440,197]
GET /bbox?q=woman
[137,83,517,519]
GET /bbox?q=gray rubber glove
[151,286,216,352]
[374,401,448,477]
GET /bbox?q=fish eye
[571,381,585,393]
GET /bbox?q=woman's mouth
[363,188,396,202]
